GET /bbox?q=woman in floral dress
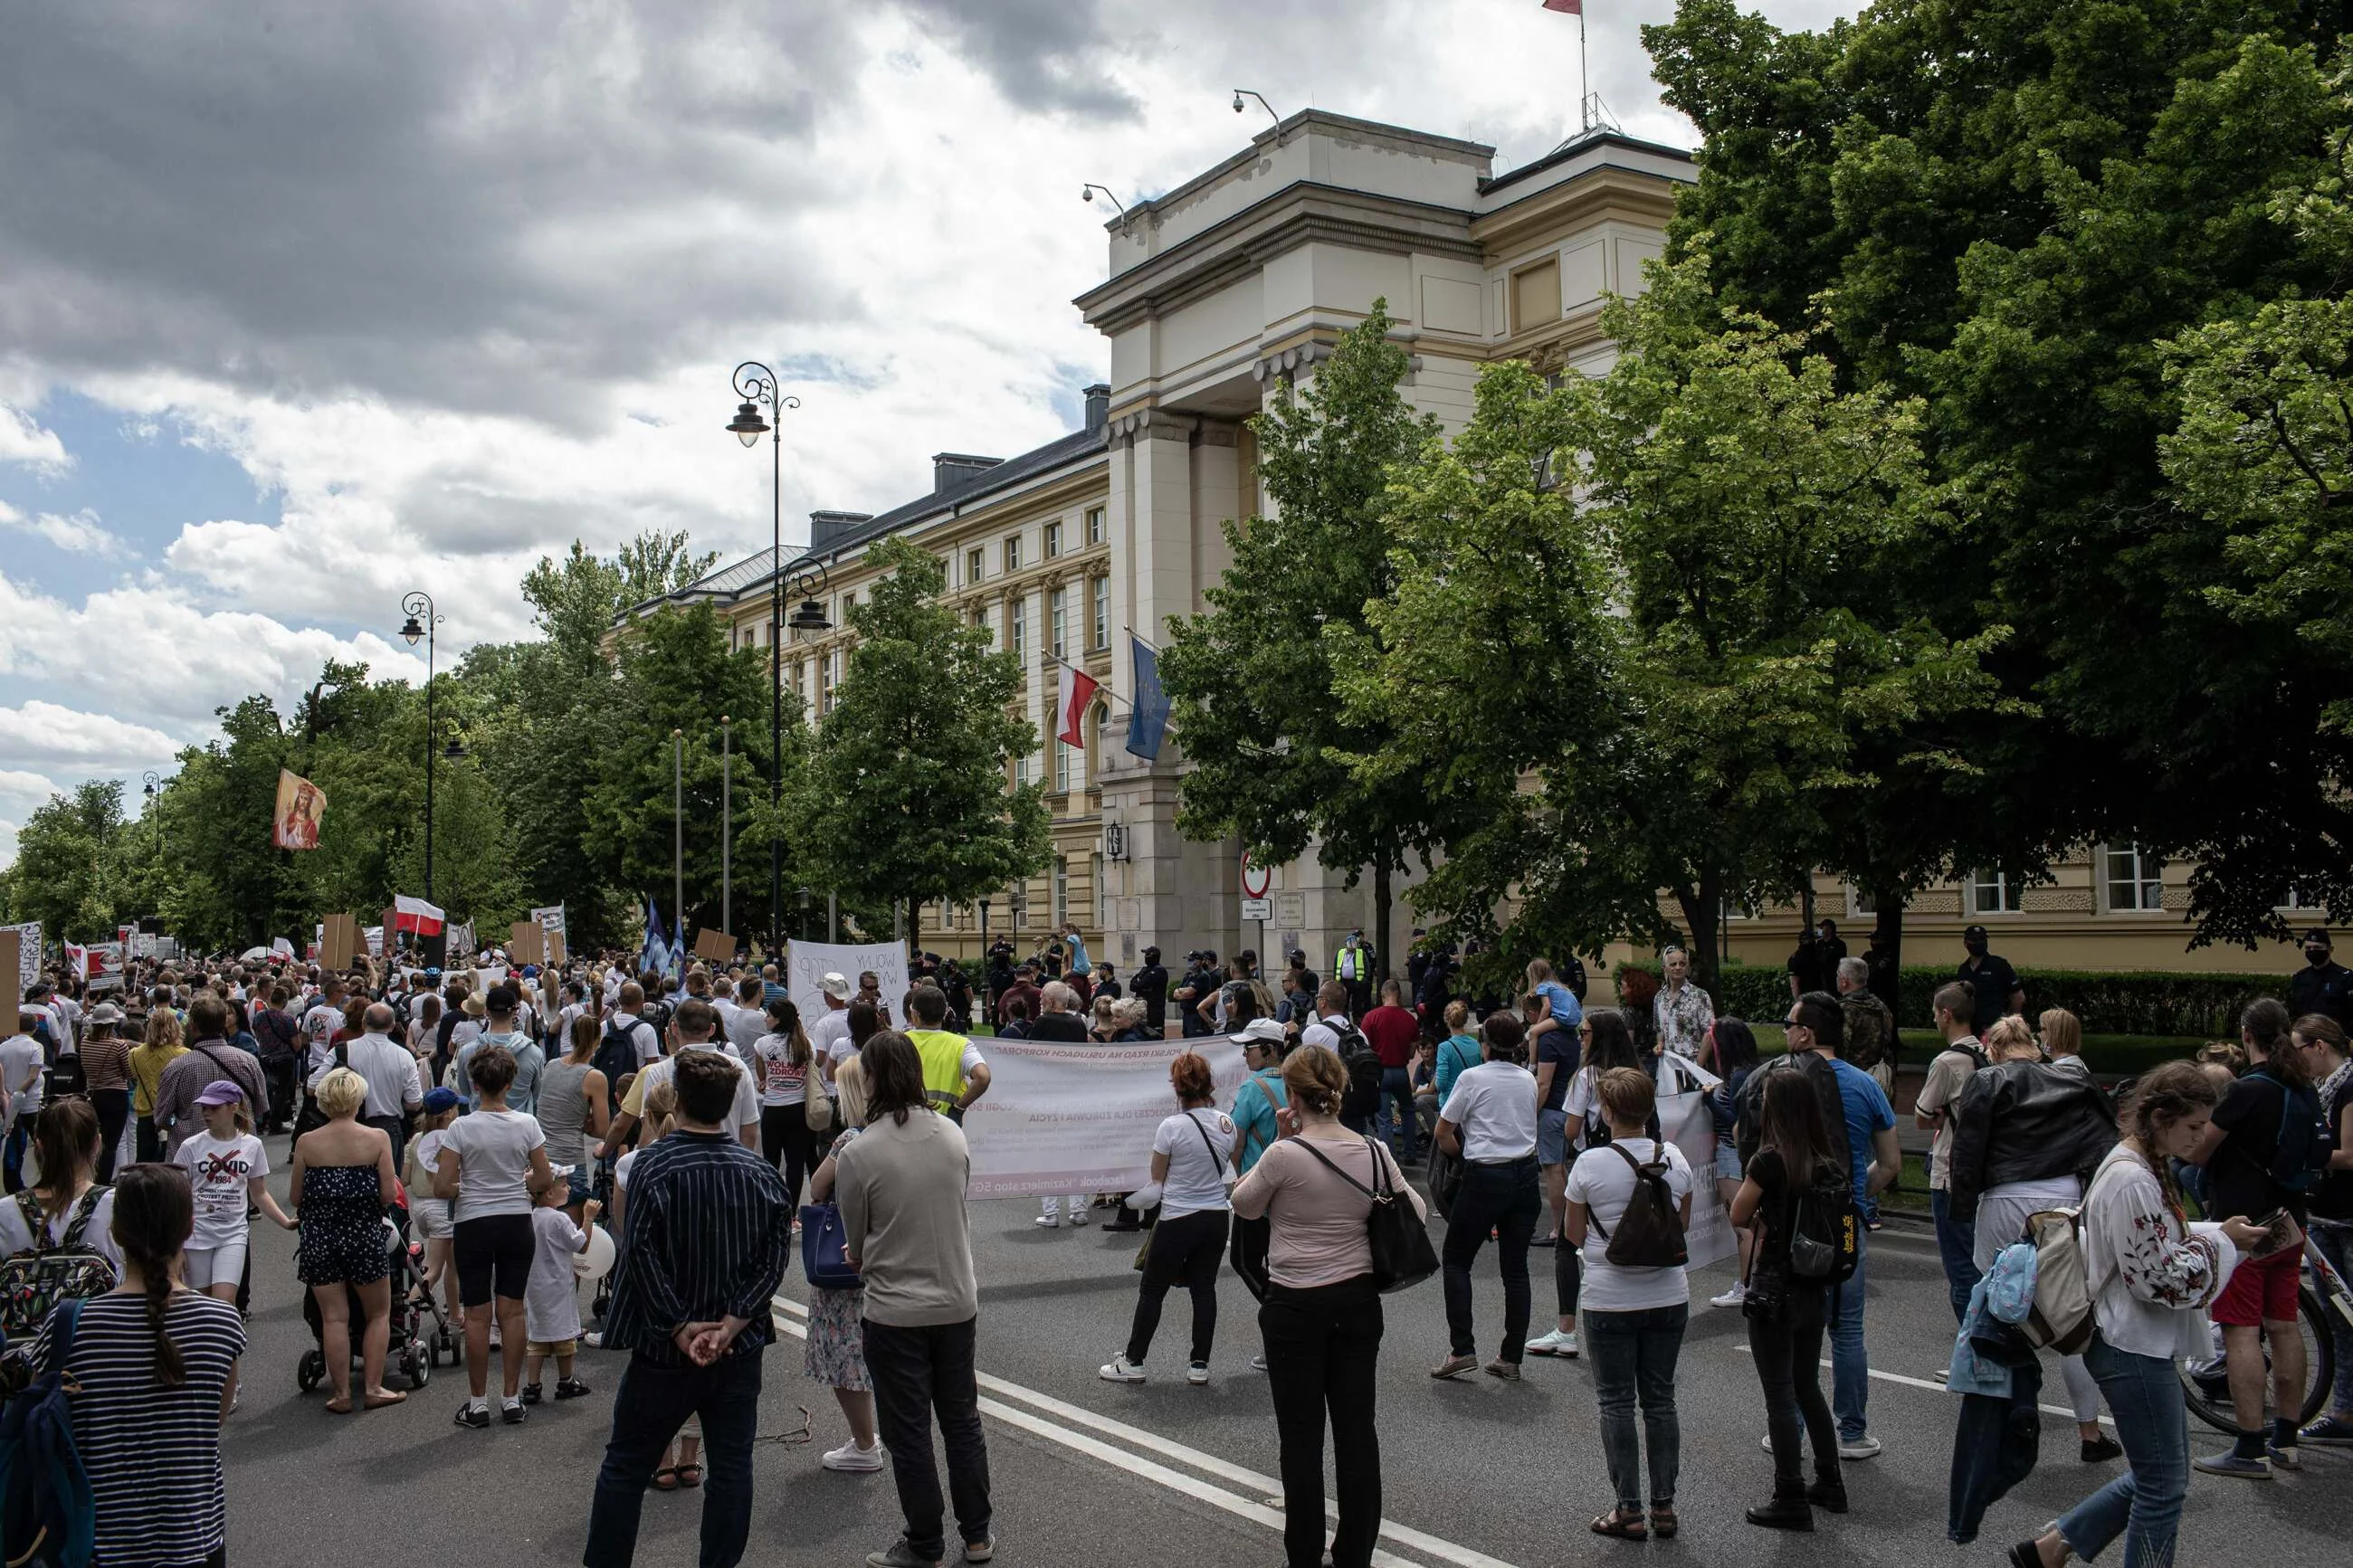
[805,1054,884,1472]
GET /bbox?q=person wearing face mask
[2287,928,2353,1031]
[1956,925,2024,1036]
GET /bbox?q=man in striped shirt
[584,1050,794,1568]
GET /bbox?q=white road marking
[772,1294,1520,1568]
[1732,1343,2113,1426]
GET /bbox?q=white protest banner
[787,941,908,1029]
[531,903,567,940]
[963,1036,1249,1199]
[3,923,41,990]
[1655,1053,1735,1271]
[82,942,125,993]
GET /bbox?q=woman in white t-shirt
[0,1099,120,1280]
[433,1044,553,1429]
[1564,1065,1695,1544]
[1431,1011,1542,1382]
[752,998,818,1208]
[172,1080,295,1300]
[1100,1051,1237,1386]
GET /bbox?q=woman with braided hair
[28,1162,245,1568]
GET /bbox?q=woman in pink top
[1233,1046,1427,1568]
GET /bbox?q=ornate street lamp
[399,590,448,901]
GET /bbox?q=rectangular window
[1512,257,1562,334]
[1053,854,1069,926]
[1086,506,1105,546]
[1014,751,1030,788]
[967,546,985,585]
[1968,869,2022,916]
[1005,536,1023,572]
[1044,521,1062,560]
[820,650,837,714]
[1050,587,1067,660]
[1091,576,1109,650]
[1010,596,1025,661]
[2104,843,2165,912]
[1055,736,1071,794]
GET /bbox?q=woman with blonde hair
[290,1065,402,1413]
[805,1055,885,1471]
[129,999,187,1164]
[1233,1045,1426,1568]
[2041,1008,2089,1079]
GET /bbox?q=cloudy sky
[0,0,1845,865]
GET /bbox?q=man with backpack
[252,984,302,1133]
[1913,980,1990,1323]
[1301,981,1382,1135]
[2188,997,2328,1478]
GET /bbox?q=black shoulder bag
[1293,1135,1439,1293]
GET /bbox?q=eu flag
[1126,635,1170,761]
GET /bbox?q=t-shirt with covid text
[176,1130,269,1250]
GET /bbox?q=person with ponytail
[28,1163,243,1568]
[2010,1061,2267,1568]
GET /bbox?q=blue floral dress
[805,1126,869,1391]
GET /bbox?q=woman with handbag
[804,1056,886,1473]
[1231,1045,1429,1568]
[1100,1050,1237,1386]
[1729,1066,1847,1529]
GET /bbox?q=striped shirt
[31,1291,243,1567]
[600,1130,793,1365]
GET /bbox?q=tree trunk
[1868,879,1905,1018]
[1672,871,1722,990]
[1373,859,1394,990]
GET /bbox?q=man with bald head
[305,998,425,1165]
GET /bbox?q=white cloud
[0,702,179,772]
[0,403,69,472]
[0,503,125,556]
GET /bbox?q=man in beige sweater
[836,1031,993,1568]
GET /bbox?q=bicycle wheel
[2179,1287,2329,1433]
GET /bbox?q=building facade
[636,109,2316,980]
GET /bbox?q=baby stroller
[296,1195,445,1393]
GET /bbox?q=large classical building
[635,109,2316,981]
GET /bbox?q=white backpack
[2019,1207,2094,1354]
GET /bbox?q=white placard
[962,1036,1250,1199]
[3,924,40,988]
[787,941,910,1031]
[1655,1053,1735,1271]
[531,903,567,938]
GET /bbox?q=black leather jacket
[1946,1059,2117,1223]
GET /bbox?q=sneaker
[1067,1210,1089,1228]
[1525,1328,1575,1356]
[520,1383,543,1406]
[1429,1353,1479,1380]
[2300,1412,2353,1447]
[2191,1451,2272,1479]
[454,1402,491,1430]
[2267,1443,2301,1472]
[963,1539,994,1564]
[1837,1433,1882,1460]
[1248,1353,1269,1373]
[866,1544,943,1568]
[555,1377,592,1400]
[823,1438,888,1472]
[1099,1354,1147,1384]
[1034,1214,1062,1230]
[501,1398,526,1426]
[1710,1282,1748,1309]
[582,1330,605,1349]
[1186,1362,1210,1385]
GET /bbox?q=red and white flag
[1542,0,1582,13]
[1054,663,1100,746]
[392,894,446,936]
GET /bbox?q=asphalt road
[221,1156,2352,1568]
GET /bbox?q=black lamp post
[141,770,162,860]
[398,590,448,903]
[727,362,832,957]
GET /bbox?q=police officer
[1176,950,1218,1040]
[1131,946,1170,1038]
[2289,927,2353,1029]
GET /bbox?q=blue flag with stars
[1126,634,1169,761]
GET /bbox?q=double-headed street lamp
[398,590,465,903]
[727,362,832,956]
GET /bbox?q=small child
[522,1164,598,1404]
[408,1088,462,1325]
[175,1079,297,1301]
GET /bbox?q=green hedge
[1614,961,2288,1040]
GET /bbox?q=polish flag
[392,894,446,936]
[1055,664,1100,746]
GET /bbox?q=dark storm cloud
[899,0,1142,121]
[0,2,872,423]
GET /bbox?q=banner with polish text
[963,1036,1249,1198]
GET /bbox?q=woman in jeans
[1730,1068,1845,1528]
[1429,1010,1540,1381]
[1232,1045,1427,1568]
[2291,1014,2353,1445]
[1564,1066,1694,1543]
[1100,1050,1237,1385]
[2012,1061,2266,1568]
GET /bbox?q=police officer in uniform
[2289,927,2353,1029]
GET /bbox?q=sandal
[674,1463,703,1489]
[1590,1509,1647,1541]
[1650,1506,1679,1540]
[652,1467,680,1492]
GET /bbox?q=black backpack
[591,1017,643,1117]
[1786,1159,1861,1285]
[1588,1144,1689,1269]
[2251,1068,2331,1195]
[1330,1022,1382,1121]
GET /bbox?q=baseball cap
[2304,927,2332,947]
[1962,924,1988,940]
[423,1087,461,1114]
[820,972,852,1001]
[195,1079,246,1107]
[1234,1018,1286,1048]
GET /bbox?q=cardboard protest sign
[692,928,737,964]
[320,913,362,971]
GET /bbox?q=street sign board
[1241,897,1272,922]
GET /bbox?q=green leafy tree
[799,537,1050,943]
[8,781,129,941]
[1158,303,1450,974]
